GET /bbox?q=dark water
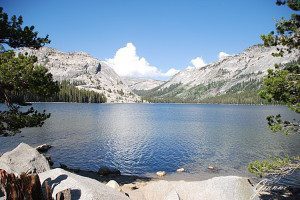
[0,103,299,179]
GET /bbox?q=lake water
[0,103,299,180]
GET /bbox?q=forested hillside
[141,79,267,104]
[19,81,107,103]
[137,45,299,104]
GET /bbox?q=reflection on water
[0,103,299,178]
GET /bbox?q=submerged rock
[39,168,129,200]
[98,166,121,176]
[0,143,50,175]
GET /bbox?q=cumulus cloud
[186,57,207,70]
[218,52,231,60]
[106,43,179,79]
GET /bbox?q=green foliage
[55,81,105,103]
[258,59,300,135]
[0,51,58,104]
[0,106,50,136]
[248,0,300,179]
[259,60,300,113]
[20,81,107,103]
[258,0,300,135]
[248,156,300,177]
[261,0,300,56]
[200,91,265,105]
[0,7,57,136]
[57,81,106,103]
[0,7,50,49]
[141,79,266,104]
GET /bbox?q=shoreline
[1,143,298,199]
[24,101,283,106]
[62,166,153,186]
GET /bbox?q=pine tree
[0,7,59,136]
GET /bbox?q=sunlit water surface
[0,103,299,180]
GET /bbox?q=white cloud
[186,57,207,70]
[218,52,231,60]
[106,43,178,79]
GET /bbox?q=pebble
[156,171,166,177]
[176,168,185,172]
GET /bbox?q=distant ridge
[137,45,299,104]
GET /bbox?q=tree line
[20,81,107,103]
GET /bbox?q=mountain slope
[20,47,141,103]
[141,45,299,103]
[122,77,165,91]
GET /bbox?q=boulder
[98,166,121,176]
[0,143,50,175]
[36,144,52,153]
[127,176,259,200]
[0,162,15,174]
[39,168,129,200]
[106,180,121,192]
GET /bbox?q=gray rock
[0,162,15,174]
[122,77,165,91]
[176,168,185,172]
[39,168,129,200]
[106,180,121,192]
[156,171,166,177]
[0,143,50,175]
[36,144,52,153]
[164,189,179,200]
[127,176,259,200]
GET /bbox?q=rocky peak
[19,47,141,103]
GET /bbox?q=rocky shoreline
[0,143,260,199]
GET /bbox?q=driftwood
[0,169,52,200]
[56,188,71,200]
[44,181,53,200]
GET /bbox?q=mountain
[122,77,165,91]
[140,45,299,104]
[19,47,141,103]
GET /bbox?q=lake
[0,103,299,180]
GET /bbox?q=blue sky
[1,0,293,79]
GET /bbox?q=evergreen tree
[0,7,59,136]
[259,0,300,134]
[248,0,300,178]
